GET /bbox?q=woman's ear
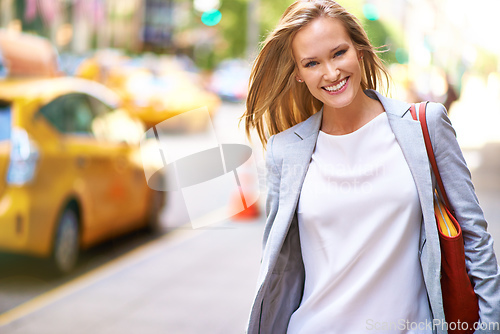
[295,75,303,83]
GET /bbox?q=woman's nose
[323,63,340,82]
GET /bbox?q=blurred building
[368,0,500,102]
[0,0,181,53]
[1,0,499,87]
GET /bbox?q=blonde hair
[243,0,390,146]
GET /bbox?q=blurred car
[76,52,220,131]
[209,59,251,102]
[0,33,165,274]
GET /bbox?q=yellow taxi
[76,52,221,131]
[0,32,165,274]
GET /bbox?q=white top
[287,112,432,334]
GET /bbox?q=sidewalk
[0,219,264,334]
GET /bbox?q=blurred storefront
[0,0,177,53]
[0,0,225,69]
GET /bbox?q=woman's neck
[320,90,384,135]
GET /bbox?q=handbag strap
[409,102,453,211]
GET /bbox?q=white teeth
[324,78,347,92]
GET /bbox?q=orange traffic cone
[230,160,261,221]
[232,191,260,220]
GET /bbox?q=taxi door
[38,93,116,245]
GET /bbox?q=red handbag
[410,102,479,333]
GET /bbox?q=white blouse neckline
[319,111,386,138]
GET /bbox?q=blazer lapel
[281,108,322,209]
[375,91,441,303]
[266,110,322,256]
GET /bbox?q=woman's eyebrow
[300,43,348,64]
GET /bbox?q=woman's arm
[427,102,500,330]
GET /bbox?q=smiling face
[292,17,364,112]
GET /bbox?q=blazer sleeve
[426,102,500,330]
[262,134,281,251]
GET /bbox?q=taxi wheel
[51,207,80,274]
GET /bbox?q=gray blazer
[247,90,500,334]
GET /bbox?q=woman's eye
[334,50,347,57]
[305,61,318,68]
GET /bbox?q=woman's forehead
[292,17,351,58]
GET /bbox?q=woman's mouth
[323,77,349,94]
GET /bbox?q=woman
[243,1,500,333]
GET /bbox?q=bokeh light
[201,9,222,26]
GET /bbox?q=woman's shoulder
[401,99,448,126]
[272,122,304,141]
[266,125,299,163]
[268,109,322,149]
[422,101,452,133]
[425,101,448,119]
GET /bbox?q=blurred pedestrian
[443,75,459,112]
[243,1,500,333]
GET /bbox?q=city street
[0,0,499,332]
[0,102,267,334]
[0,102,499,333]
